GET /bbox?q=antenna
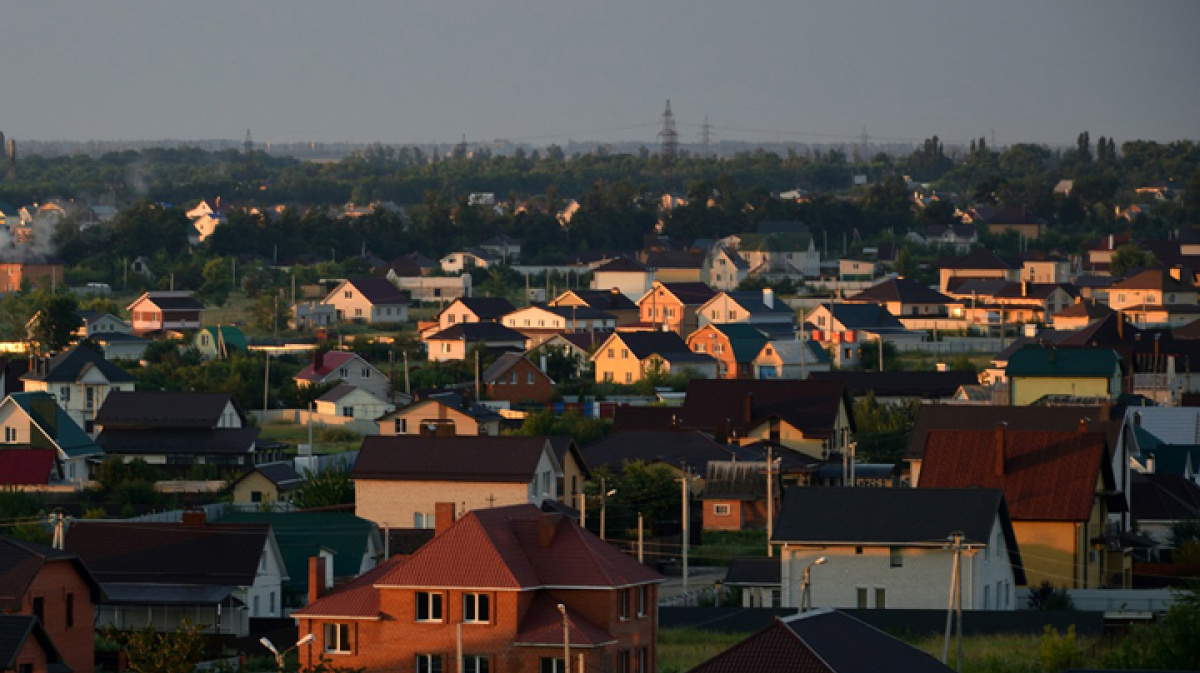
[658,100,679,163]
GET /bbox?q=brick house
[293,504,663,673]
[125,291,204,335]
[481,353,555,405]
[701,460,779,532]
[0,258,66,294]
[0,616,72,673]
[0,536,104,673]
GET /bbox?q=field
[257,420,363,455]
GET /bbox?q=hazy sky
[2,0,1198,147]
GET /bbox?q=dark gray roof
[353,436,549,483]
[846,277,952,305]
[1130,472,1200,522]
[22,344,136,384]
[316,383,361,403]
[96,428,261,456]
[809,371,979,399]
[905,402,1119,460]
[610,331,693,359]
[141,292,205,311]
[101,583,240,606]
[722,291,796,316]
[814,303,907,332]
[582,430,733,472]
[723,557,780,586]
[343,277,409,305]
[772,487,1011,548]
[702,461,777,500]
[450,297,517,320]
[239,462,303,491]
[0,615,70,673]
[559,290,637,311]
[95,391,240,429]
[427,322,527,342]
[399,391,503,423]
[481,352,542,384]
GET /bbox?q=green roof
[216,511,379,593]
[199,325,247,352]
[7,392,101,459]
[711,323,770,363]
[1005,346,1121,379]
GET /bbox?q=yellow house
[920,427,1126,589]
[350,435,562,528]
[590,331,715,384]
[230,462,303,506]
[376,391,502,436]
[1005,345,1123,405]
[1050,297,1115,331]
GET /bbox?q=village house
[938,248,1022,293]
[976,205,1046,240]
[581,429,735,476]
[0,257,66,294]
[94,391,276,473]
[425,322,529,362]
[1051,297,1116,330]
[377,390,503,437]
[810,370,980,405]
[528,331,613,379]
[321,277,409,324]
[294,350,390,401]
[922,223,978,253]
[428,297,517,334]
[918,427,1126,589]
[549,289,640,326]
[229,461,303,507]
[1005,345,1123,405]
[293,504,662,673]
[727,232,821,277]
[478,235,522,262]
[1107,268,1200,327]
[193,324,247,359]
[645,249,705,284]
[350,436,562,528]
[843,277,954,318]
[751,339,831,379]
[696,288,796,338]
[1083,233,1137,275]
[315,384,393,421]
[701,245,749,290]
[394,274,473,304]
[73,310,131,338]
[21,344,136,430]
[635,281,718,336]
[838,258,878,281]
[500,305,616,346]
[292,301,338,330]
[0,536,103,673]
[773,487,1023,611]
[65,512,288,635]
[481,353,555,405]
[721,557,781,608]
[701,460,780,532]
[805,302,922,368]
[439,248,500,274]
[590,256,655,301]
[125,291,204,335]
[1021,251,1073,284]
[685,323,768,379]
[945,280,1076,325]
[591,331,717,384]
[0,392,102,484]
[686,609,955,673]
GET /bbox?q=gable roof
[95,391,240,429]
[678,379,852,438]
[481,353,550,385]
[810,370,978,399]
[581,430,733,472]
[65,520,275,586]
[845,277,953,305]
[1054,298,1115,321]
[317,383,383,404]
[698,323,770,363]
[601,331,693,360]
[0,615,70,673]
[1005,345,1122,378]
[904,403,1117,460]
[127,291,205,312]
[21,343,136,384]
[445,297,517,321]
[637,282,719,308]
[383,391,503,424]
[426,322,527,343]
[0,536,103,612]
[1110,268,1193,292]
[593,256,650,273]
[812,303,908,332]
[294,351,360,382]
[702,461,777,500]
[231,461,303,492]
[686,609,953,673]
[1130,472,1200,522]
[553,289,637,311]
[723,557,781,586]
[332,277,409,306]
[712,291,795,317]
[352,436,552,483]
[919,429,1111,521]
[4,393,101,459]
[216,511,378,590]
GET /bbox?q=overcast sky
[2,0,1197,148]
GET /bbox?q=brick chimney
[434,502,457,537]
[308,556,327,604]
[313,348,326,372]
[181,509,206,527]
[743,392,754,424]
[538,512,562,548]
[994,423,1007,477]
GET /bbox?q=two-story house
[685,323,768,379]
[350,436,563,529]
[1108,268,1199,327]
[294,350,390,401]
[125,291,204,335]
[844,277,954,318]
[918,426,1125,588]
[0,536,104,673]
[0,392,102,484]
[65,511,288,636]
[728,232,820,278]
[501,306,617,346]
[591,331,717,384]
[1005,345,1123,405]
[321,278,410,324]
[635,281,717,336]
[21,344,136,430]
[773,488,1024,610]
[805,302,922,368]
[701,245,749,291]
[293,504,662,673]
[938,248,1021,292]
[548,289,640,327]
[590,257,655,302]
[696,289,796,338]
[481,353,555,405]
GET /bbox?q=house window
[344,291,352,299]
[3,427,15,442]
[270,591,276,614]
[416,592,443,621]
[890,548,903,568]
[607,349,614,358]
[60,387,71,403]
[637,586,647,617]
[253,595,260,617]
[342,406,353,418]
[463,593,491,623]
[604,372,614,382]
[251,491,263,503]
[619,588,630,620]
[323,623,349,653]
[340,368,348,377]
[874,588,886,609]
[637,647,648,673]
[624,372,632,384]
[463,656,490,673]
[415,512,434,529]
[540,659,566,673]
[527,372,535,385]
[713,504,731,516]
[66,593,74,628]
[621,349,629,359]
[695,343,705,353]
[395,419,406,434]
[32,597,43,623]
[362,368,371,378]
[442,343,451,354]
[416,654,443,673]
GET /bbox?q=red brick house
[481,353,555,404]
[701,460,780,532]
[294,503,662,673]
[0,536,104,673]
[0,615,71,673]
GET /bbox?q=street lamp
[800,557,827,613]
[600,481,617,540]
[558,603,570,673]
[260,633,315,673]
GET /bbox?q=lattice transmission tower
[658,100,679,163]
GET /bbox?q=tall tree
[28,292,81,354]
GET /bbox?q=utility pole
[680,468,691,593]
[600,477,608,541]
[637,512,644,563]
[558,604,570,673]
[942,532,965,671]
[262,353,271,418]
[766,446,775,557]
[700,115,715,157]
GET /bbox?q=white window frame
[416,591,443,622]
[324,623,351,653]
[416,653,443,673]
[713,504,731,517]
[463,593,491,624]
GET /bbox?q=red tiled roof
[376,506,661,590]
[292,555,406,619]
[0,450,56,485]
[514,594,617,647]
[294,352,357,381]
[918,429,1108,522]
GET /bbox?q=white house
[321,277,409,323]
[315,384,394,421]
[439,249,499,274]
[590,257,655,301]
[294,351,390,401]
[774,487,1023,611]
[0,392,102,484]
[21,344,137,428]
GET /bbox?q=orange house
[0,261,66,293]
[635,281,716,336]
[294,504,663,673]
[685,323,768,379]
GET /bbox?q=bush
[316,427,362,443]
[1026,581,1075,610]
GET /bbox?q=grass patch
[692,530,769,566]
[658,628,747,673]
[258,421,362,454]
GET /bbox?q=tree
[1076,131,1092,164]
[1027,581,1075,610]
[1109,244,1153,277]
[101,621,206,673]
[27,292,81,354]
[199,257,233,306]
[292,467,354,509]
[248,291,289,334]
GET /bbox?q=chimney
[1133,411,1142,427]
[308,556,327,604]
[763,287,775,309]
[1117,312,1125,339]
[743,392,754,425]
[313,348,326,372]
[1108,234,1114,250]
[434,502,456,537]
[181,509,206,527]
[538,512,562,548]
[994,422,1007,477]
[1021,280,1028,297]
